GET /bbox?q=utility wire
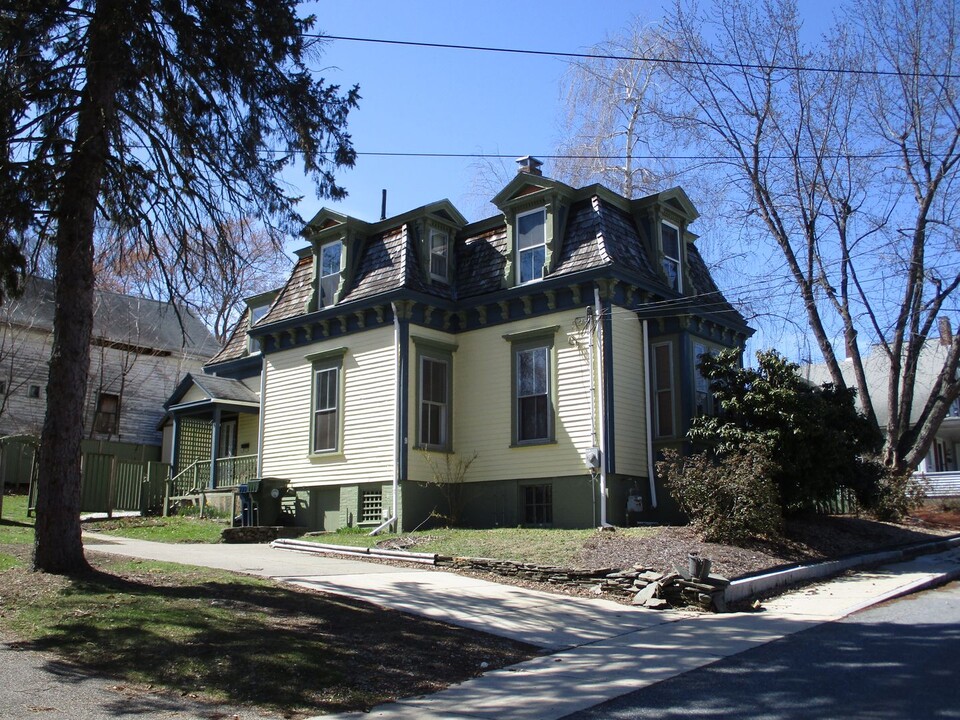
[314,34,960,81]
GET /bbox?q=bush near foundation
[658,445,783,543]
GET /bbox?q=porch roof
[164,373,260,413]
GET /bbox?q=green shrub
[658,445,783,544]
[866,471,927,521]
[691,349,884,513]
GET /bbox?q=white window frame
[319,241,342,307]
[418,354,450,449]
[516,207,547,285]
[515,344,552,444]
[311,361,341,454]
[428,228,449,282]
[661,221,682,293]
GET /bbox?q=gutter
[594,287,611,528]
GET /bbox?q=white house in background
[0,276,219,452]
[805,341,960,497]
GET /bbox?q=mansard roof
[206,176,748,366]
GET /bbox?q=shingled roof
[3,276,218,358]
[207,178,746,366]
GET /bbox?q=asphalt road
[562,581,960,720]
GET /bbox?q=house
[165,159,752,529]
[0,276,219,477]
[805,341,960,498]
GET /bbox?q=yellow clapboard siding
[610,305,648,475]
[261,325,395,488]
[445,308,594,482]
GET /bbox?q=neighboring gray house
[0,276,219,451]
[805,341,960,497]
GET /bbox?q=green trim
[509,334,557,447]
[304,346,348,363]
[309,353,345,456]
[411,335,459,354]
[414,345,453,452]
[502,325,560,344]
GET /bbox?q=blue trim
[600,298,616,474]
[397,317,410,481]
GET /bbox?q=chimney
[516,155,543,176]
[380,189,387,221]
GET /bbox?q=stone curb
[725,533,960,605]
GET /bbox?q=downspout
[587,306,597,527]
[256,352,266,478]
[594,288,610,527]
[642,319,658,508]
[370,301,402,535]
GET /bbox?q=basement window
[360,489,383,524]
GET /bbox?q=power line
[315,34,960,81]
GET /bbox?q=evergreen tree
[0,0,358,573]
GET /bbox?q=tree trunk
[33,1,126,574]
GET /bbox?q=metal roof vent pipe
[516,155,543,176]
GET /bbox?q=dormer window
[661,221,682,293]
[319,241,342,307]
[247,303,270,353]
[517,208,546,284]
[429,228,449,281]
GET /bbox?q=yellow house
[165,160,752,530]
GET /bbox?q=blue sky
[291,1,839,226]
[292,1,677,223]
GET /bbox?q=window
[0,381,5,395]
[517,208,546,284]
[94,392,120,434]
[312,361,340,453]
[319,241,342,307]
[429,229,449,281]
[523,484,553,525]
[693,342,714,416]
[360,489,383,524]
[653,343,675,438]
[516,345,550,443]
[247,303,270,353]
[419,355,449,449]
[28,384,41,399]
[661,222,682,292]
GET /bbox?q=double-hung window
[517,208,546,284]
[309,351,345,454]
[693,342,714,417]
[429,229,449,281]
[661,222,682,292]
[319,241,342,307]
[419,355,449,449]
[653,342,675,438]
[94,392,120,434]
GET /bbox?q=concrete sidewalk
[78,534,960,719]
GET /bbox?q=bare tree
[554,17,676,198]
[95,219,289,343]
[652,0,960,473]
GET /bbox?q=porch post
[210,406,221,489]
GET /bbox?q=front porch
[163,373,263,509]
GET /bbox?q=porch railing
[168,454,258,497]
[917,471,960,498]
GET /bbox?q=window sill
[510,439,557,449]
[307,451,345,461]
